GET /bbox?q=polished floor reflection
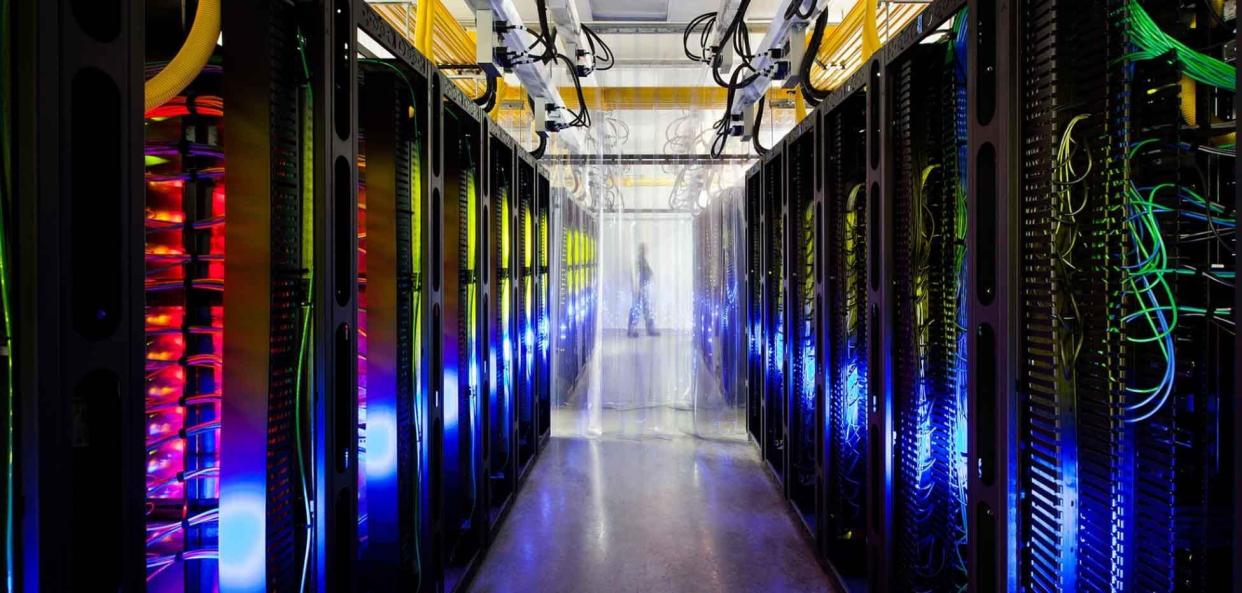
[466,436,835,593]
[556,331,748,439]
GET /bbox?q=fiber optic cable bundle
[357,139,370,548]
[144,90,226,589]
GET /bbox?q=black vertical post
[780,141,792,499]
[812,108,828,562]
[1235,15,1241,593]
[966,0,1018,591]
[311,0,359,589]
[17,0,145,590]
[477,115,493,548]
[864,54,894,593]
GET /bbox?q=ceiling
[437,0,860,88]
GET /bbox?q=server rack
[812,75,870,593]
[0,0,12,586]
[880,4,970,593]
[16,0,146,589]
[784,119,824,541]
[1006,1,1235,591]
[553,195,596,408]
[11,2,553,591]
[537,178,553,447]
[746,166,765,446]
[433,73,486,593]
[692,184,746,418]
[13,1,358,590]
[353,18,433,587]
[515,152,538,478]
[762,149,789,485]
[485,132,518,528]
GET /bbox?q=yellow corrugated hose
[144,0,221,114]
[861,0,881,62]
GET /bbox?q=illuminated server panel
[216,0,361,590]
[783,119,823,540]
[761,149,789,485]
[554,196,598,407]
[516,153,538,476]
[692,187,746,418]
[746,169,764,445]
[994,0,1237,590]
[13,0,361,590]
[537,180,553,447]
[487,132,518,527]
[352,7,558,591]
[820,81,870,590]
[881,4,969,593]
[354,22,433,588]
[433,74,486,593]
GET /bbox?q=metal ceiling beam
[727,0,826,124]
[462,0,584,151]
[551,154,754,165]
[580,21,772,35]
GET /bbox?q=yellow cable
[144,0,220,113]
[861,0,880,62]
[416,0,435,55]
[1180,75,1197,126]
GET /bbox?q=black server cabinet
[966,0,1018,590]
[784,120,824,541]
[746,166,764,446]
[353,9,434,584]
[1002,0,1236,591]
[820,81,870,592]
[0,0,12,586]
[308,0,361,588]
[515,152,538,479]
[432,72,486,593]
[17,0,146,589]
[537,174,553,446]
[880,3,969,592]
[763,151,789,485]
[485,132,518,529]
[863,45,896,593]
[692,184,747,430]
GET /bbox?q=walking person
[627,242,660,337]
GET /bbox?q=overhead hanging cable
[144,0,220,113]
[799,6,833,105]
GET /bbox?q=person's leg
[641,283,659,335]
[627,289,641,337]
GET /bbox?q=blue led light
[365,408,398,481]
[219,485,267,593]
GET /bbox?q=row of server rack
[0,1,597,591]
[699,0,1242,591]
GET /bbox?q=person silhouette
[627,243,659,337]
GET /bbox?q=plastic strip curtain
[550,76,757,439]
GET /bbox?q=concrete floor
[466,434,836,593]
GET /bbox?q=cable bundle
[143,92,226,585]
[1124,0,1235,92]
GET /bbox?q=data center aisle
[466,433,833,593]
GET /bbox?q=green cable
[1125,0,1236,91]
[408,94,424,592]
[294,28,315,593]
[0,0,12,581]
